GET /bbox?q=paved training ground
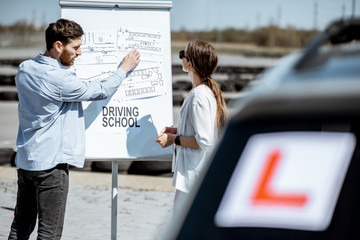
[0,166,174,240]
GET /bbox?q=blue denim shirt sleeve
[59,69,126,102]
[15,54,127,171]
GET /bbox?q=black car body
[161,18,360,240]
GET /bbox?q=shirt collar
[35,54,69,69]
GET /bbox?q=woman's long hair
[186,40,227,129]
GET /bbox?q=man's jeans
[8,164,69,240]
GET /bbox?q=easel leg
[111,161,118,240]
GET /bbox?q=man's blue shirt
[15,54,126,170]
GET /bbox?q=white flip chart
[60,0,173,160]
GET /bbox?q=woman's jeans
[8,164,69,240]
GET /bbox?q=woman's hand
[156,132,176,148]
[159,127,177,135]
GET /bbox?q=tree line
[1,21,319,51]
[172,26,320,48]
[0,21,46,47]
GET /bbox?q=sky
[0,0,358,31]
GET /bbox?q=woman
[156,40,227,215]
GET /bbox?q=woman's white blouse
[172,84,217,193]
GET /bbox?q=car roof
[229,41,360,120]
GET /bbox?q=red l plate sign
[215,132,356,231]
[251,149,308,207]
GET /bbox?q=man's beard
[59,50,75,66]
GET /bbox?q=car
[160,17,360,239]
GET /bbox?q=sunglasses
[179,50,189,61]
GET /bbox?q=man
[8,19,140,239]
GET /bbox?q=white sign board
[60,0,173,159]
[215,132,356,231]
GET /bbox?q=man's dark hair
[45,19,84,51]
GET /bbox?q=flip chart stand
[111,161,118,240]
[60,1,173,239]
